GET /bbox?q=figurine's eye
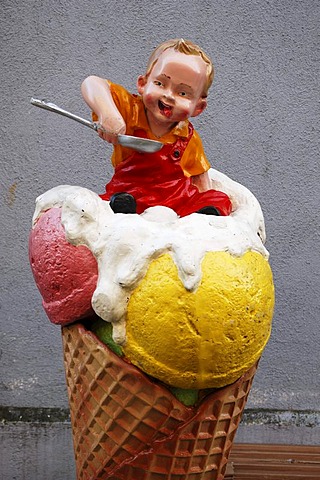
[177,86,193,98]
[154,81,163,86]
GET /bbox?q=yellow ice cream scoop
[123,251,274,389]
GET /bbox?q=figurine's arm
[180,130,212,192]
[81,76,126,143]
[192,171,212,192]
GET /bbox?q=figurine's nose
[163,91,175,103]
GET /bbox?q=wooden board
[227,444,320,479]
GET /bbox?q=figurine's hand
[192,172,212,192]
[97,116,126,144]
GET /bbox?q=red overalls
[100,125,232,217]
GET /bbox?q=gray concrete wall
[1,0,319,478]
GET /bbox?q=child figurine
[81,38,232,217]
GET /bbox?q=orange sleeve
[180,129,211,177]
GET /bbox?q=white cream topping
[32,169,268,344]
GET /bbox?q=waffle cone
[62,323,257,480]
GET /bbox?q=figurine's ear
[137,75,147,94]
[191,97,207,117]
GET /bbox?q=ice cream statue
[29,39,275,480]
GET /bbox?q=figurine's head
[137,39,214,135]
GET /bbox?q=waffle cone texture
[62,323,257,480]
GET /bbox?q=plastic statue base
[62,323,258,480]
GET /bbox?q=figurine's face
[137,49,208,135]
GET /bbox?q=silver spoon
[30,98,164,153]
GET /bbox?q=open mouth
[158,100,173,118]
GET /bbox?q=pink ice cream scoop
[29,207,98,325]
